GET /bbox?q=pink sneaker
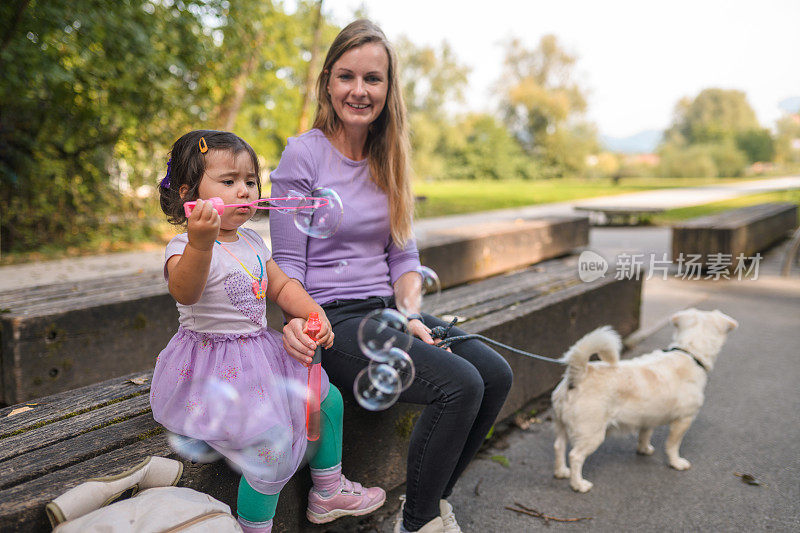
[306,475,386,524]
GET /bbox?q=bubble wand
[304,312,323,441]
[183,196,329,217]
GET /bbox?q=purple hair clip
[160,157,172,189]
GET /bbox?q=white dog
[551,308,738,492]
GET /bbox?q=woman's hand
[408,318,451,352]
[186,198,220,251]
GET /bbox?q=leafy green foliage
[774,114,800,164]
[497,35,597,177]
[0,0,223,252]
[658,88,770,177]
[0,0,339,253]
[735,129,775,163]
[398,38,541,182]
[666,89,760,145]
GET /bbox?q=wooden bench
[671,202,798,265]
[0,216,588,405]
[574,205,665,226]
[0,255,641,532]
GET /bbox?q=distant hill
[601,129,663,154]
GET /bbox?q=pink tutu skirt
[150,327,329,494]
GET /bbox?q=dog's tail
[560,326,622,386]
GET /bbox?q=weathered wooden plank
[0,371,150,436]
[428,259,578,315]
[1,218,588,403]
[0,393,150,462]
[420,216,588,288]
[0,413,161,491]
[671,202,798,264]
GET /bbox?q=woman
[270,20,513,533]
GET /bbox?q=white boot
[439,500,463,533]
[393,496,447,533]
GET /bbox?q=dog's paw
[637,444,655,456]
[570,479,593,493]
[670,457,691,470]
[554,466,570,479]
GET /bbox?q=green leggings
[237,384,343,522]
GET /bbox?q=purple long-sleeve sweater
[269,129,420,305]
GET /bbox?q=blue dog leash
[430,317,567,365]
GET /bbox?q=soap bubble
[294,187,343,239]
[219,376,308,481]
[365,361,402,394]
[396,266,442,317]
[270,189,306,214]
[357,309,412,362]
[166,377,242,462]
[354,365,401,411]
[371,348,414,392]
[184,377,243,438]
[334,260,348,274]
[166,432,221,463]
[224,424,294,480]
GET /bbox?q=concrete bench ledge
[574,205,665,226]
[671,202,798,264]
[1,216,588,404]
[0,256,640,532]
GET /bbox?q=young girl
[151,130,385,533]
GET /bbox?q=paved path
[1,176,797,292]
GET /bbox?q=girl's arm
[167,199,220,305]
[265,259,334,364]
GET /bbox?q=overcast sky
[327,0,800,138]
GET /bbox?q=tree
[774,113,800,165]
[0,0,341,253]
[397,37,469,118]
[395,37,470,180]
[0,0,223,252]
[444,114,538,180]
[209,0,340,167]
[498,35,596,177]
[665,88,760,145]
[735,129,775,163]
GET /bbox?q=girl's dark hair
[159,130,261,225]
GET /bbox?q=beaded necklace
[215,231,267,299]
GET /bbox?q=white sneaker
[439,500,463,533]
[393,496,447,533]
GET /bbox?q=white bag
[45,456,241,533]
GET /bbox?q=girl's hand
[409,318,451,352]
[309,314,334,350]
[186,198,220,251]
[282,317,323,365]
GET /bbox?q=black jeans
[322,296,513,530]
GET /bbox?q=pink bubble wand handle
[183,196,329,217]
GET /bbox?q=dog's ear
[712,310,738,332]
[670,308,697,329]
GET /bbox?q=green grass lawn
[413,176,742,219]
[652,189,800,224]
[3,176,796,265]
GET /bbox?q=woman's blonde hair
[312,19,414,247]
